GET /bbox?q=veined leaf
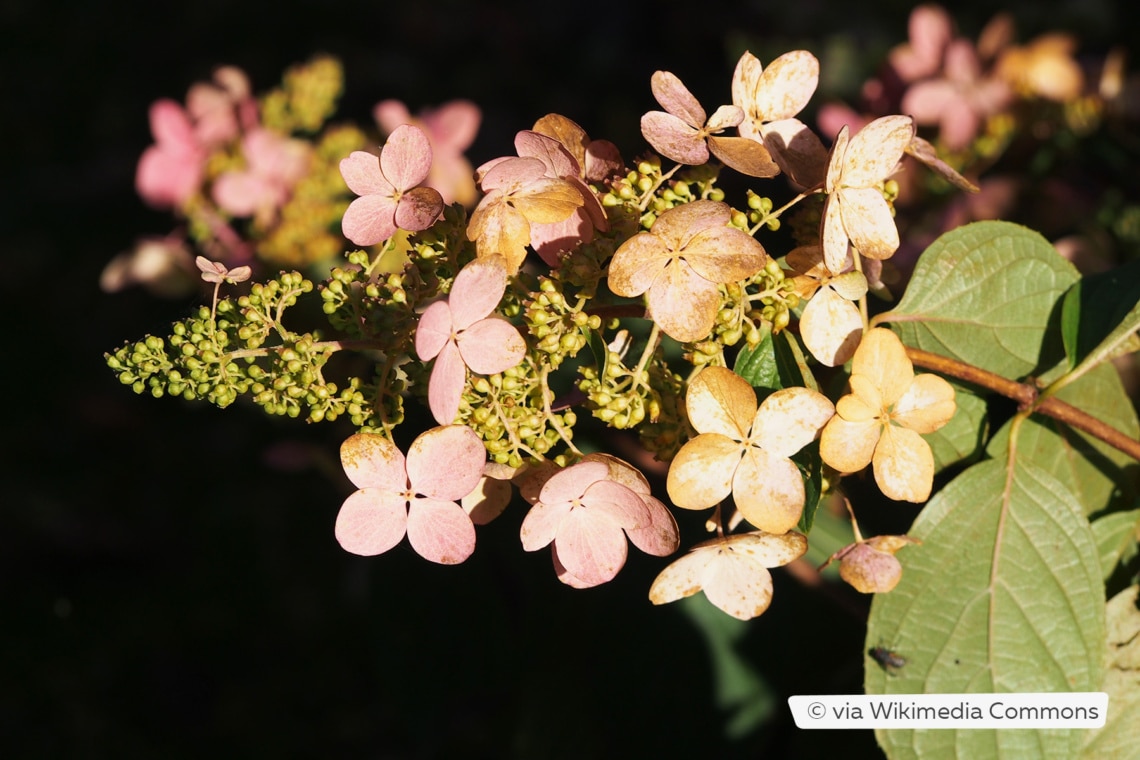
[878,221,1078,379]
[1091,508,1140,581]
[1061,257,1140,371]
[772,329,818,392]
[925,381,987,474]
[733,323,779,391]
[986,363,1139,516]
[866,456,1104,760]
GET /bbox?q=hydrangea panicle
[334,427,487,564]
[414,255,527,424]
[339,124,445,246]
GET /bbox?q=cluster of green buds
[260,54,345,135]
[523,277,601,368]
[576,330,656,430]
[601,157,725,230]
[732,190,781,233]
[636,357,688,461]
[458,355,577,467]
[319,261,417,350]
[106,271,371,423]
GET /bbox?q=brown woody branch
[906,347,1140,462]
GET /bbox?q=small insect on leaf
[869,646,906,674]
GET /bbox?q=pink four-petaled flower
[334,426,487,565]
[415,255,527,424]
[339,124,445,246]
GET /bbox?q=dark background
[3,1,1134,757]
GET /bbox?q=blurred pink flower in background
[212,128,312,222]
[135,100,208,209]
[901,38,1012,150]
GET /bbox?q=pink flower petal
[520,498,573,551]
[341,194,399,247]
[449,256,508,329]
[373,99,411,134]
[394,186,444,232]
[415,300,454,361]
[426,340,466,425]
[624,495,680,556]
[149,99,198,153]
[340,433,407,490]
[530,210,594,265]
[553,508,629,586]
[380,124,433,191]
[478,156,548,192]
[136,145,203,208]
[538,461,609,505]
[212,171,274,217]
[423,100,481,153]
[334,488,408,556]
[457,318,526,375]
[647,261,719,343]
[581,480,652,530]
[607,232,673,298]
[640,111,709,165]
[552,545,602,588]
[650,70,705,128]
[339,151,394,197]
[406,497,476,564]
[405,424,486,501]
[514,130,579,179]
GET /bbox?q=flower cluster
[114,33,1060,623]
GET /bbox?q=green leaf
[924,381,987,474]
[986,363,1140,515]
[1091,508,1140,581]
[772,330,818,392]
[879,221,1078,379]
[1080,585,1140,760]
[866,456,1105,759]
[1061,257,1140,371]
[733,322,779,391]
[793,441,823,534]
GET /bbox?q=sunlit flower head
[819,328,956,502]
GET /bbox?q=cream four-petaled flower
[666,366,834,534]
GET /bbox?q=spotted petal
[406,497,476,564]
[340,433,406,490]
[335,488,407,556]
